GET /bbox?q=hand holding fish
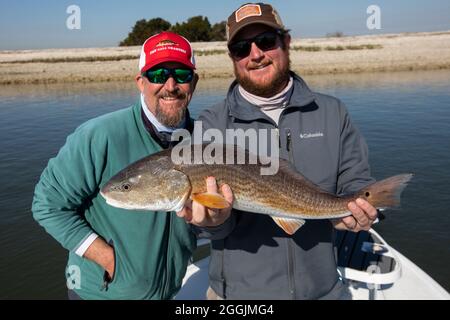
[176,177,233,227]
[332,198,378,232]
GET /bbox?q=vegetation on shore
[119,16,226,46]
[118,16,353,46]
[1,44,383,64]
[1,31,448,85]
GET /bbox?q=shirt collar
[238,76,294,110]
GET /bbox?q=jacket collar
[226,72,316,122]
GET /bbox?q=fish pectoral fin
[191,193,230,209]
[271,217,305,235]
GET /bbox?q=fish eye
[121,183,132,192]
[365,192,370,197]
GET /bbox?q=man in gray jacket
[178,2,378,299]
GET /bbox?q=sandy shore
[1,31,449,85]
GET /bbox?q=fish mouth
[100,189,127,209]
[99,189,115,207]
[101,193,137,210]
[99,190,108,201]
[99,188,111,202]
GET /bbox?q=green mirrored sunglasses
[143,67,194,84]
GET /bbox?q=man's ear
[191,73,199,91]
[135,74,144,93]
[284,33,291,50]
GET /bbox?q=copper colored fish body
[100,145,413,234]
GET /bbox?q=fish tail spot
[362,173,413,209]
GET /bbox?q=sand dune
[0,31,449,85]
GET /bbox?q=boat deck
[177,229,449,300]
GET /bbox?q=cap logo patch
[156,40,179,47]
[235,4,262,23]
[149,40,186,55]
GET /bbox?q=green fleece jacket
[32,102,196,299]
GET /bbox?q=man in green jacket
[32,31,231,299]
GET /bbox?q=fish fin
[271,216,305,235]
[361,174,413,209]
[191,193,230,209]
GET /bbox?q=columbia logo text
[300,132,324,139]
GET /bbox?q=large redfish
[100,145,412,234]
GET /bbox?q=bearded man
[178,3,378,300]
[32,31,228,300]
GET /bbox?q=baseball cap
[139,31,196,73]
[226,3,286,43]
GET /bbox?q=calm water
[0,70,449,299]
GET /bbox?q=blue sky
[0,0,449,50]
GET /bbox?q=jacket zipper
[279,126,296,299]
[276,115,296,299]
[162,212,172,298]
[285,128,294,163]
[287,239,296,299]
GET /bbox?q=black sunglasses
[143,67,194,84]
[228,30,285,60]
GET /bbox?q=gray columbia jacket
[195,72,374,300]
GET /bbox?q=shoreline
[1,30,449,85]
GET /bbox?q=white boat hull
[176,229,449,300]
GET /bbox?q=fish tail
[360,174,413,209]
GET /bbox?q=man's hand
[177,177,233,227]
[83,237,115,279]
[332,198,378,232]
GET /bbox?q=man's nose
[163,76,178,92]
[249,42,264,61]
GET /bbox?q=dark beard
[235,58,291,98]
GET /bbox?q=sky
[0,0,449,50]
